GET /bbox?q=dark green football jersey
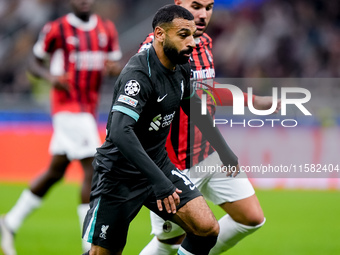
[96,46,193,179]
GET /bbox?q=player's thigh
[172,196,219,237]
[220,194,264,226]
[144,169,206,233]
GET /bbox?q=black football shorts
[82,169,201,252]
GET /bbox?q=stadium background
[0,0,339,254]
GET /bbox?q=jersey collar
[66,13,97,31]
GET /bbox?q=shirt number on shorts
[171,169,196,190]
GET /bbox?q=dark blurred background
[1,0,340,113]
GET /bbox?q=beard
[163,37,193,65]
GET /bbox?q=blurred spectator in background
[0,0,122,254]
[209,0,340,78]
[0,0,69,96]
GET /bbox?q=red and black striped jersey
[139,33,249,170]
[169,34,216,169]
[33,13,122,116]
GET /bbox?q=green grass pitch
[1,182,339,255]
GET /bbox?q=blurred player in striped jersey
[0,0,122,254]
[139,1,280,254]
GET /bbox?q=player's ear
[154,26,166,43]
[174,0,183,6]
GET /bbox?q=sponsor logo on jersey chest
[149,111,176,131]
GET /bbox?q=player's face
[163,18,196,65]
[70,0,95,20]
[176,0,214,37]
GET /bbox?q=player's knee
[249,214,265,227]
[243,209,265,227]
[194,219,219,237]
[230,205,265,227]
[208,220,220,237]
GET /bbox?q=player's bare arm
[253,95,282,113]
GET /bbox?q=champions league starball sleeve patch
[124,80,140,96]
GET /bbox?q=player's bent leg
[30,154,70,197]
[208,194,265,255]
[222,194,264,226]
[2,189,42,235]
[208,214,265,255]
[172,196,219,255]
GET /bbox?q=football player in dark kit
[82,5,239,255]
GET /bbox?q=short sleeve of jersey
[33,21,62,59]
[106,20,122,61]
[112,71,153,122]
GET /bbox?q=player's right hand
[157,188,182,214]
[224,164,240,177]
[50,74,70,92]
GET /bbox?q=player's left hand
[253,96,281,113]
[157,188,182,214]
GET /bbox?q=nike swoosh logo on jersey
[189,185,195,190]
[157,94,167,102]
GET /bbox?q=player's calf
[174,196,219,254]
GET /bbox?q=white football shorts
[49,112,101,160]
[150,151,255,239]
